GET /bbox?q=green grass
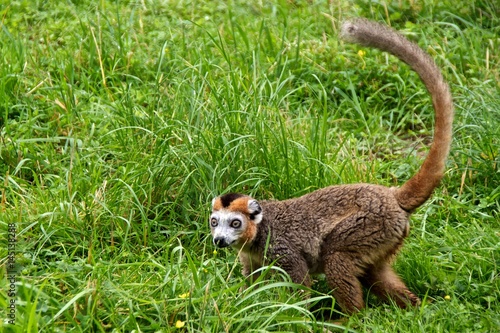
[1,0,499,332]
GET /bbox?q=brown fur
[210,19,453,314]
[240,220,257,244]
[227,197,253,215]
[212,197,223,211]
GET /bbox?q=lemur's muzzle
[213,237,231,248]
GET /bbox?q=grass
[1,0,499,332]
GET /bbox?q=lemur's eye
[230,219,242,228]
[210,218,218,227]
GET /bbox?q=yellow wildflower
[357,49,366,69]
[175,320,185,328]
[178,292,190,299]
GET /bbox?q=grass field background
[1,0,499,332]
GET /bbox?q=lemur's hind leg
[360,263,421,308]
[323,252,365,314]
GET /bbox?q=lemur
[209,18,453,314]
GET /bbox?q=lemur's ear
[248,199,263,224]
[211,197,217,209]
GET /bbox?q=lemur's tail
[340,18,453,211]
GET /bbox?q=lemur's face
[210,193,262,249]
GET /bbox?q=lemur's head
[210,193,263,249]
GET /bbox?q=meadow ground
[0,0,499,332]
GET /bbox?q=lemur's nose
[213,237,230,248]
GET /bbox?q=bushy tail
[340,18,453,211]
